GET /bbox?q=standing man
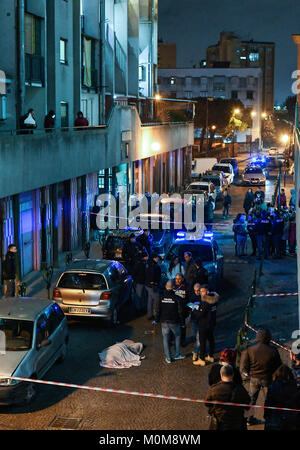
[243,188,255,215]
[44,110,56,132]
[132,251,149,312]
[2,244,17,298]
[183,252,197,289]
[145,253,161,320]
[155,280,185,363]
[122,233,144,273]
[20,108,37,134]
[222,189,232,219]
[240,328,282,426]
[173,273,190,346]
[137,229,153,256]
[205,365,250,430]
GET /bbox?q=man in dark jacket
[240,328,282,426]
[136,229,153,256]
[155,280,185,363]
[205,365,250,430]
[132,251,149,311]
[183,252,197,289]
[192,293,212,367]
[44,110,55,132]
[122,233,144,273]
[222,189,232,219]
[145,254,161,320]
[174,273,190,345]
[189,283,202,361]
[2,244,17,298]
[243,188,255,215]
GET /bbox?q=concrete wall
[0,105,194,199]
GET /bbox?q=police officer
[145,253,161,320]
[271,211,284,259]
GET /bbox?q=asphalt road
[0,156,296,431]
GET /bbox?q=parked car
[53,259,133,325]
[164,231,223,289]
[219,158,239,175]
[201,172,227,199]
[242,165,266,186]
[211,163,235,185]
[0,298,68,405]
[102,229,143,263]
[266,156,281,170]
[184,181,217,202]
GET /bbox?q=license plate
[69,307,91,314]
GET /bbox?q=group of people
[19,109,89,133]
[233,187,296,258]
[205,329,300,430]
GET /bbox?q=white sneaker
[174,354,185,360]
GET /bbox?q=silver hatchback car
[0,298,68,405]
[53,259,133,325]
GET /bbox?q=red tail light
[53,288,62,300]
[100,291,112,300]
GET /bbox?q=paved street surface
[0,153,297,430]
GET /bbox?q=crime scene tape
[245,322,290,352]
[2,374,300,413]
[252,293,298,298]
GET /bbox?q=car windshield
[188,184,208,191]
[221,160,236,167]
[213,165,230,173]
[167,243,214,261]
[58,272,107,290]
[0,319,33,351]
[245,167,263,174]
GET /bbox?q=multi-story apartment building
[206,32,275,115]
[158,67,262,142]
[0,0,193,281]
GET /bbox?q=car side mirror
[38,339,52,349]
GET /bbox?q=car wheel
[57,341,68,363]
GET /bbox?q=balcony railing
[25,54,45,86]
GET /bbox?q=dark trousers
[249,233,257,255]
[199,327,215,360]
[4,280,15,298]
[272,234,282,258]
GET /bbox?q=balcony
[25,54,45,87]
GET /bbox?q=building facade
[0,0,193,282]
[206,31,275,115]
[158,67,262,142]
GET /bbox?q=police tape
[244,322,290,352]
[2,374,300,413]
[252,293,298,298]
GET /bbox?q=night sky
[158,0,300,105]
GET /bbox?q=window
[247,90,254,100]
[60,101,68,128]
[213,77,225,91]
[184,91,192,99]
[60,38,68,64]
[231,91,238,100]
[0,319,33,351]
[249,53,259,62]
[139,65,146,82]
[25,13,42,55]
[239,78,247,88]
[46,304,64,336]
[170,77,176,85]
[99,169,105,189]
[58,272,107,290]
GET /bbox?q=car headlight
[0,378,19,386]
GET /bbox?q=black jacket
[193,301,212,332]
[133,260,149,284]
[202,293,219,328]
[122,240,143,264]
[194,266,209,285]
[2,252,16,280]
[184,259,197,286]
[264,378,300,430]
[205,381,250,430]
[208,363,243,386]
[155,289,185,325]
[240,336,282,383]
[136,233,153,256]
[243,192,254,212]
[174,281,190,318]
[145,260,161,287]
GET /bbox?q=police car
[164,231,224,289]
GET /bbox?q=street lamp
[151,142,161,152]
[281,134,289,146]
[261,112,267,119]
[211,125,216,130]
[154,94,161,100]
[234,108,240,115]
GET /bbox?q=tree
[261,118,277,147]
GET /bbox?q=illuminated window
[170,77,176,85]
[60,38,68,64]
[249,53,259,62]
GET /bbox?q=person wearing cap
[155,280,185,364]
[240,328,282,426]
[205,365,250,430]
[208,349,243,386]
[132,250,149,312]
[145,253,161,320]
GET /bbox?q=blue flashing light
[176,232,186,238]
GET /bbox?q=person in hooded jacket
[74,111,89,129]
[243,188,255,215]
[240,328,282,426]
[44,110,55,132]
[155,280,185,363]
[2,244,18,298]
[264,365,300,430]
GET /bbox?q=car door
[33,312,56,378]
